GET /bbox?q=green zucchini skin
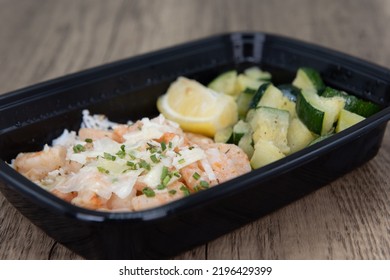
[249,82,270,109]
[296,90,324,135]
[321,87,380,118]
[277,84,300,102]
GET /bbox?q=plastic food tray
[1,32,389,259]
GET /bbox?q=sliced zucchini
[287,118,316,154]
[236,74,264,93]
[208,70,238,96]
[336,109,365,132]
[232,120,251,144]
[238,132,254,158]
[249,82,270,109]
[244,66,272,81]
[256,83,296,118]
[214,126,233,143]
[321,87,380,118]
[250,106,290,154]
[277,84,300,102]
[296,89,345,135]
[250,139,285,169]
[292,67,325,92]
[236,88,257,118]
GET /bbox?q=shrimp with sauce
[11,112,251,212]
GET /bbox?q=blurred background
[1,0,389,259]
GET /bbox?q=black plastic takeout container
[1,32,390,259]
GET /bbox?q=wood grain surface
[0,0,390,260]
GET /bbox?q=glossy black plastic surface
[1,32,390,259]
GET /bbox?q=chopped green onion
[199,180,210,188]
[116,150,126,159]
[161,141,167,151]
[150,154,160,163]
[104,152,116,161]
[73,144,85,153]
[120,144,125,151]
[139,159,151,171]
[126,161,137,170]
[168,142,173,149]
[180,185,190,196]
[173,171,181,178]
[161,166,168,181]
[142,187,155,197]
[192,172,201,180]
[156,184,166,190]
[162,175,171,186]
[85,138,93,143]
[168,190,177,195]
[97,166,109,174]
[178,158,185,164]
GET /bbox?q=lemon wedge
[157,77,238,137]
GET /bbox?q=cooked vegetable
[321,87,380,117]
[244,66,272,81]
[292,67,325,92]
[287,117,316,154]
[207,70,238,96]
[255,83,296,118]
[335,109,365,132]
[250,106,290,155]
[250,139,285,169]
[277,84,300,102]
[296,89,345,135]
[236,88,257,118]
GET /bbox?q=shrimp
[78,128,115,141]
[185,132,214,149]
[112,121,143,143]
[180,143,251,189]
[180,161,216,191]
[132,181,186,211]
[13,145,67,181]
[204,143,251,184]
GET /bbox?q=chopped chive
[147,142,158,153]
[97,166,109,174]
[178,158,185,164]
[199,180,210,188]
[161,166,168,181]
[193,186,201,192]
[150,154,160,163]
[168,142,173,149]
[142,187,155,197]
[139,159,151,171]
[116,150,126,159]
[192,172,201,180]
[126,161,137,170]
[120,144,125,151]
[156,184,166,190]
[73,144,85,153]
[161,141,167,151]
[173,171,181,178]
[103,152,116,161]
[128,153,136,160]
[162,175,171,186]
[85,138,93,143]
[168,190,177,195]
[189,146,194,150]
[180,185,190,196]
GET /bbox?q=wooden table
[1,0,389,260]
